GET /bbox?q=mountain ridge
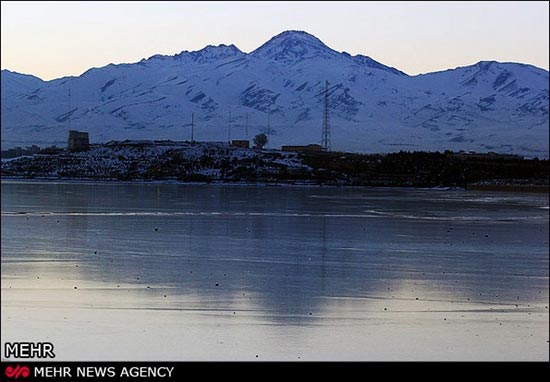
[1,30,548,157]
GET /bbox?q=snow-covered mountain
[1,30,548,157]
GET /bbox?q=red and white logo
[5,364,30,380]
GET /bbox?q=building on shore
[0,145,41,159]
[281,144,322,152]
[68,130,90,151]
[230,140,250,149]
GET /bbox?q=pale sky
[1,1,548,80]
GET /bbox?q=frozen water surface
[1,180,548,360]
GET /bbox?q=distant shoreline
[0,176,454,190]
[3,176,549,194]
[1,142,548,192]
[465,184,549,194]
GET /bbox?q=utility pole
[66,86,72,150]
[68,86,71,132]
[267,109,271,149]
[228,110,232,143]
[321,80,331,151]
[245,113,249,141]
[191,113,194,143]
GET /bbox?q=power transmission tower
[321,80,331,151]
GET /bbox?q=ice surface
[1,181,548,360]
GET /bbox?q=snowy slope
[1,30,548,157]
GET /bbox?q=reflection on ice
[1,181,548,360]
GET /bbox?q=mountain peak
[194,43,242,55]
[144,44,244,64]
[185,44,243,63]
[269,30,322,41]
[251,30,339,62]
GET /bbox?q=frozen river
[1,180,548,361]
